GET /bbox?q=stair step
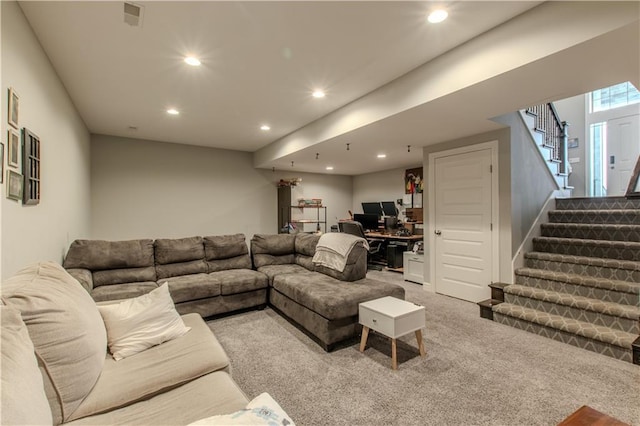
[477,299,502,320]
[493,304,635,362]
[540,223,640,242]
[489,282,510,302]
[532,236,640,261]
[548,209,640,225]
[515,267,640,306]
[504,284,640,334]
[555,196,640,211]
[524,251,640,284]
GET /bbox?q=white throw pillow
[98,282,191,361]
[188,393,295,425]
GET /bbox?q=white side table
[358,296,426,370]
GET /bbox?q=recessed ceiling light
[184,56,201,66]
[326,166,334,171]
[377,154,386,159]
[428,9,448,23]
[312,90,326,99]
[260,125,271,131]
[167,108,180,115]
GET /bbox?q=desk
[364,233,423,270]
[364,232,423,243]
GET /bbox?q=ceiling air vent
[124,2,144,27]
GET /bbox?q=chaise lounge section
[251,233,405,351]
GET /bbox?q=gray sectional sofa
[63,234,268,318]
[63,232,405,351]
[251,233,405,351]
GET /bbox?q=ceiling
[18,1,639,175]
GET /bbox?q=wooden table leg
[359,326,370,353]
[415,329,426,357]
[391,338,398,370]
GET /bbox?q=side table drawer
[359,306,394,336]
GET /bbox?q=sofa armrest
[66,268,94,292]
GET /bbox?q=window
[590,81,640,112]
[589,122,607,197]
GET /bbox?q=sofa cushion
[64,372,248,426]
[204,234,251,272]
[256,264,314,285]
[98,283,191,361]
[272,273,405,320]
[64,239,155,270]
[93,266,157,287]
[156,260,208,280]
[154,236,205,264]
[250,234,296,268]
[1,262,107,424]
[295,233,319,256]
[210,269,269,295]
[204,234,248,260]
[205,234,252,272]
[162,274,221,303]
[91,282,158,302]
[68,313,230,422]
[1,306,52,426]
[154,237,208,279]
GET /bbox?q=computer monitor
[361,202,383,217]
[381,201,398,217]
[353,213,380,232]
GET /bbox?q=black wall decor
[22,127,40,205]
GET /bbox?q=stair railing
[525,103,570,178]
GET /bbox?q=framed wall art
[8,128,20,168]
[7,170,23,201]
[8,87,19,129]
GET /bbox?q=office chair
[338,221,384,270]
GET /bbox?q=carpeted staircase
[491,196,640,364]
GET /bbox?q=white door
[606,115,640,196]
[434,148,493,302]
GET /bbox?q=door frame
[428,140,500,296]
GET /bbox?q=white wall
[90,134,352,240]
[284,172,353,232]
[1,1,91,278]
[352,167,413,218]
[555,95,587,196]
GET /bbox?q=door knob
[435,230,442,236]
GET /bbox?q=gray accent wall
[494,112,557,260]
[1,1,91,279]
[90,134,352,240]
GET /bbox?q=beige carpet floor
[207,270,640,426]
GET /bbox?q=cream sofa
[0,262,250,425]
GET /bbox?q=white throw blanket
[312,233,369,272]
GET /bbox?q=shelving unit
[289,205,327,233]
